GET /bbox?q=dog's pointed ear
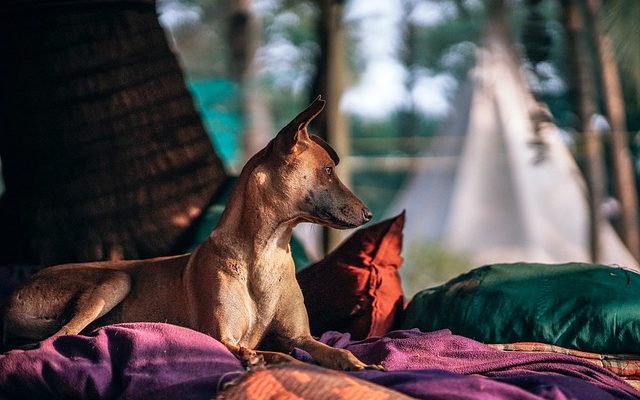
[275,95,325,153]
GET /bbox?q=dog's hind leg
[52,271,131,337]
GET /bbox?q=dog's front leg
[291,336,384,371]
[198,288,301,369]
[219,338,301,369]
[270,290,384,371]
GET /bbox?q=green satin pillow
[402,262,640,354]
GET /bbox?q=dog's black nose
[362,207,373,222]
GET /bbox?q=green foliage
[350,114,439,156]
[413,10,484,80]
[626,95,640,132]
[158,0,230,78]
[401,242,472,297]
[521,0,553,64]
[352,170,407,218]
[604,0,640,101]
[258,1,320,97]
[261,2,318,46]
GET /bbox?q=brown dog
[2,97,381,371]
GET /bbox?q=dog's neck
[204,151,295,275]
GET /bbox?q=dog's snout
[362,207,373,223]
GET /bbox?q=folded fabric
[490,342,640,378]
[218,363,414,399]
[270,328,640,399]
[0,323,244,400]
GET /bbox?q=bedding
[3,217,640,399]
[490,342,640,379]
[490,342,640,390]
[402,262,640,354]
[0,323,638,399]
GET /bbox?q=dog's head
[259,96,372,229]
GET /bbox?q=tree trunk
[312,0,351,253]
[228,0,272,168]
[561,0,606,262]
[399,0,418,154]
[585,0,640,260]
[0,0,226,265]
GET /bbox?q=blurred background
[157,0,640,294]
[1,0,639,296]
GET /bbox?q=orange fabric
[217,363,412,399]
[297,212,405,339]
[490,342,640,378]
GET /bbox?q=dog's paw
[326,348,384,372]
[260,350,303,365]
[238,347,266,370]
[364,363,386,371]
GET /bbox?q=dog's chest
[243,258,295,340]
[248,272,287,318]
[236,283,282,346]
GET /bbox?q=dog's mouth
[309,209,361,229]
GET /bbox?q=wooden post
[562,0,606,262]
[313,0,352,254]
[229,0,273,169]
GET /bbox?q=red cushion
[297,211,405,339]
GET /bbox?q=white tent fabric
[389,26,638,275]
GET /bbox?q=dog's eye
[325,166,333,176]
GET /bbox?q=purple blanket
[0,323,638,399]
[316,329,640,399]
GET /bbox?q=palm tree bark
[0,0,226,265]
[585,0,640,260]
